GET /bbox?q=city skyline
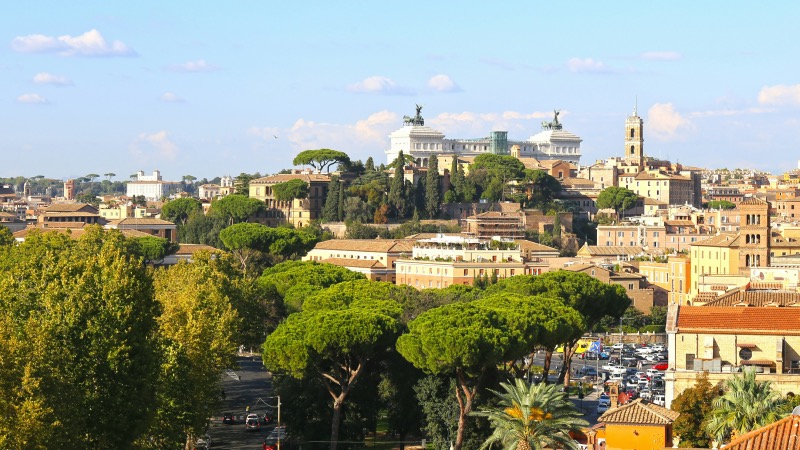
[4,1,800,180]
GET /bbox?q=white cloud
[16,93,49,104]
[249,111,399,162]
[427,74,462,93]
[641,51,682,61]
[129,131,179,162]
[346,76,413,95]
[567,57,611,74]
[33,72,72,86]
[647,103,693,140]
[11,29,134,57]
[159,92,184,103]
[166,60,221,73]
[758,84,800,106]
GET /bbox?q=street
[206,355,275,450]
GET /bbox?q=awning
[736,343,757,348]
[741,360,775,366]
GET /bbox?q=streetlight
[261,395,282,450]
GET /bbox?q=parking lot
[541,341,669,424]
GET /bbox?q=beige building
[395,235,536,289]
[638,256,691,305]
[99,203,148,220]
[564,263,666,313]
[249,171,330,227]
[303,239,414,283]
[665,304,800,409]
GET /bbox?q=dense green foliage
[670,372,719,448]
[705,368,788,445]
[596,186,638,217]
[0,228,262,449]
[293,148,351,173]
[706,200,736,210]
[472,378,588,450]
[161,197,202,224]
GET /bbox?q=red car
[653,362,668,371]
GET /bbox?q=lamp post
[264,395,282,450]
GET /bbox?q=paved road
[206,355,275,450]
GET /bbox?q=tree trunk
[542,349,553,384]
[453,368,481,450]
[330,397,344,450]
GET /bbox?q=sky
[3,1,800,182]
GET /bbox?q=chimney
[608,382,619,409]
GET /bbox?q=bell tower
[624,101,645,170]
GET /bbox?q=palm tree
[472,378,589,450]
[705,367,787,444]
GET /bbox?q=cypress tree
[388,151,405,217]
[322,175,340,222]
[365,157,375,172]
[337,178,345,221]
[425,155,440,218]
[415,177,426,217]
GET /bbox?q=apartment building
[248,170,330,227]
[303,239,414,282]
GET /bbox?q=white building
[385,106,582,168]
[126,170,182,201]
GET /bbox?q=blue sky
[4,1,800,181]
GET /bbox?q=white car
[597,403,609,414]
[646,368,660,378]
[611,343,625,351]
[635,347,652,354]
[651,344,666,352]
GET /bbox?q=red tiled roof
[597,399,679,425]
[677,306,800,334]
[701,289,800,307]
[724,414,800,450]
[310,239,414,253]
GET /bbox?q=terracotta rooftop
[310,239,415,253]
[693,233,741,247]
[724,414,800,450]
[44,203,97,213]
[676,306,800,334]
[516,239,559,253]
[701,287,800,307]
[738,197,769,206]
[578,245,645,256]
[251,173,331,184]
[664,220,695,226]
[597,399,679,425]
[319,258,387,269]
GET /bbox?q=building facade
[384,107,582,168]
[248,171,330,227]
[126,170,182,201]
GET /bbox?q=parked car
[611,343,625,351]
[245,414,261,431]
[597,403,609,414]
[653,362,668,371]
[646,368,660,378]
[263,426,288,450]
[222,413,235,424]
[598,392,610,406]
[653,394,666,406]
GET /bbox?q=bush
[642,324,666,333]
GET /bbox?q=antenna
[634,96,638,116]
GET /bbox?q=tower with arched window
[624,104,645,169]
[737,197,770,272]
